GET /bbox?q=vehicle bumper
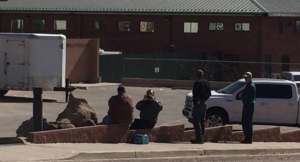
[182,108,192,119]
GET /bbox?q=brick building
[0,0,300,78]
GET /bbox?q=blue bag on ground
[131,134,149,144]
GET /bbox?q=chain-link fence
[123,58,300,82]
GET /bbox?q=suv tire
[206,111,227,127]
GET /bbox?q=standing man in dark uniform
[191,69,211,144]
[241,72,256,144]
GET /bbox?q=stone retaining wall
[28,125,300,144]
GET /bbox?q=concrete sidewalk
[1,142,300,161]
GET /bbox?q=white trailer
[0,33,66,96]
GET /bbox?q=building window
[282,55,290,71]
[94,20,107,31]
[295,21,300,33]
[54,20,67,30]
[118,21,130,31]
[235,23,250,31]
[11,19,23,32]
[184,22,198,33]
[32,20,45,30]
[209,23,224,31]
[140,21,154,32]
[279,22,286,33]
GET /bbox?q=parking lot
[0,84,299,137]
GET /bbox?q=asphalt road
[0,85,299,137]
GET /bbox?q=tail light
[297,84,300,88]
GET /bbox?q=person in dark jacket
[130,89,163,129]
[191,69,211,144]
[240,72,256,144]
[102,85,134,125]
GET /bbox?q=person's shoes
[190,139,204,144]
[240,140,252,144]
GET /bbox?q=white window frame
[118,21,131,32]
[54,20,67,30]
[209,22,224,31]
[140,21,154,32]
[32,20,45,30]
[11,19,23,32]
[235,23,250,31]
[94,20,107,31]
[184,22,198,33]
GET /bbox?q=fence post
[65,78,69,103]
[33,87,43,131]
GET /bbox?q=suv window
[255,84,267,98]
[264,84,292,99]
[236,84,265,100]
[236,84,292,100]
[294,75,300,81]
[217,81,245,94]
[284,73,292,80]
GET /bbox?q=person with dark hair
[102,85,134,125]
[130,89,163,129]
[191,69,211,144]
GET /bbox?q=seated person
[102,85,134,125]
[130,89,163,129]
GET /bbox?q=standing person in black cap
[241,72,256,144]
[191,69,211,144]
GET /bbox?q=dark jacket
[241,80,256,104]
[193,78,211,105]
[108,94,134,124]
[136,99,163,123]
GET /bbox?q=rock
[16,118,49,137]
[81,119,96,127]
[56,93,98,127]
[16,118,76,137]
[49,118,75,129]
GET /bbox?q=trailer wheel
[0,90,8,97]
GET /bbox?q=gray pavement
[1,142,300,161]
[0,83,299,137]
[1,83,300,161]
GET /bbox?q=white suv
[182,78,300,127]
[282,71,300,93]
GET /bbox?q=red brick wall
[80,14,169,53]
[261,17,300,72]
[66,39,100,83]
[169,15,260,61]
[1,12,300,70]
[0,13,260,58]
[0,13,78,38]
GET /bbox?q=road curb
[65,150,204,160]
[66,151,136,160]
[204,148,300,156]
[62,148,300,160]
[135,150,204,158]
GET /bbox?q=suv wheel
[0,90,8,97]
[206,111,227,127]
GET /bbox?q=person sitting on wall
[102,85,134,125]
[130,89,163,129]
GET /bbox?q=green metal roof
[255,0,300,16]
[0,0,265,15]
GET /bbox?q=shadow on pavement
[0,96,57,103]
